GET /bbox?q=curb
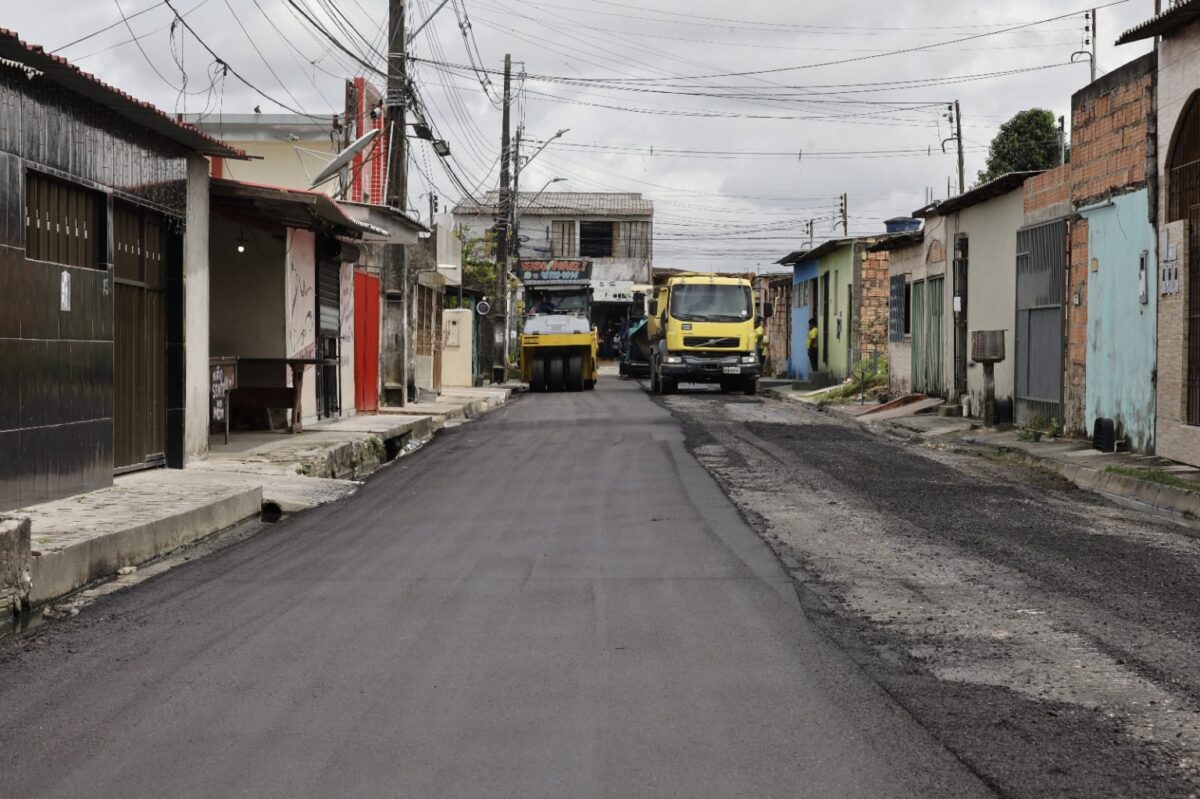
[761,389,1200,522]
[886,420,1200,521]
[28,486,263,606]
[979,446,1200,520]
[14,389,516,613]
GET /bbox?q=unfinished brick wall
[1064,219,1089,437]
[1025,164,1072,215]
[857,248,891,355]
[1071,51,1156,207]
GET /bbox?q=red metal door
[354,271,381,412]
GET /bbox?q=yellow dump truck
[518,259,598,392]
[647,273,771,395]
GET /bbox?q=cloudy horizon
[6,0,1157,271]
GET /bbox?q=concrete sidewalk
[873,414,1200,520]
[2,385,517,611]
[767,382,1200,522]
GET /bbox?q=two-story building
[453,191,654,334]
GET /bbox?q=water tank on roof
[884,217,922,234]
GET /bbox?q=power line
[55,0,168,51]
[162,0,331,119]
[282,0,385,77]
[453,1,1132,83]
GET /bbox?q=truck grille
[684,336,739,349]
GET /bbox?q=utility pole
[806,219,814,250]
[838,194,848,235]
[385,0,407,210]
[510,126,522,264]
[954,101,964,196]
[383,0,409,406]
[1091,8,1098,84]
[492,53,512,383]
[1059,116,1067,165]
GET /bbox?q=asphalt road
[0,378,993,799]
[665,389,1200,798]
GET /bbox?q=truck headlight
[740,355,757,364]
[664,356,683,364]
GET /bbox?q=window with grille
[580,221,615,258]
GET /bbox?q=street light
[520,128,570,173]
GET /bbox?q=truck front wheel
[743,378,758,396]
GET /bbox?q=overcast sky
[6,0,1157,271]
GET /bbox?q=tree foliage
[458,232,496,293]
[977,108,1062,184]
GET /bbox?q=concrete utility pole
[954,101,965,196]
[384,0,409,406]
[510,127,521,264]
[492,53,512,383]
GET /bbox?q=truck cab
[648,275,771,395]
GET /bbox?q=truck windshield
[529,291,589,314]
[670,284,753,322]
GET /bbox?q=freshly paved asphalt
[0,379,993,798]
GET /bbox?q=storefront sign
[593,280,636,303]
[520,259,592,283]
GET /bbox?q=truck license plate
[722,366,741,374]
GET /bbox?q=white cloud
[4,0,1155,269]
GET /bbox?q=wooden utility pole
[492,53,512,381]
[954,100,965,196]
[385,0,406,209]
[383,0,409,405]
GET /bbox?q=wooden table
[220,357,339,434]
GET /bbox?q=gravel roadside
[663,390,1200,799]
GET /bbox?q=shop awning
[210,179,376,238]
[339,201,428,244]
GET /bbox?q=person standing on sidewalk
[807,319,819,372]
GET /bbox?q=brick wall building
[857,247,891,355]
[1071,52,1156,209]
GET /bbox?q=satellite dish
[310,129,380,188]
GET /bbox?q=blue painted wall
[1083,189,1157,453]
[790,261,819,380]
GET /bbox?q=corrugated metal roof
[777,235,896,265]
[932,170,1043,215]
[1117,0,1200,44]
[0,28,246,159]
[453,191,654,217]
[211,179,368,237]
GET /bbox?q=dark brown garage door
[112,204,167,471]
